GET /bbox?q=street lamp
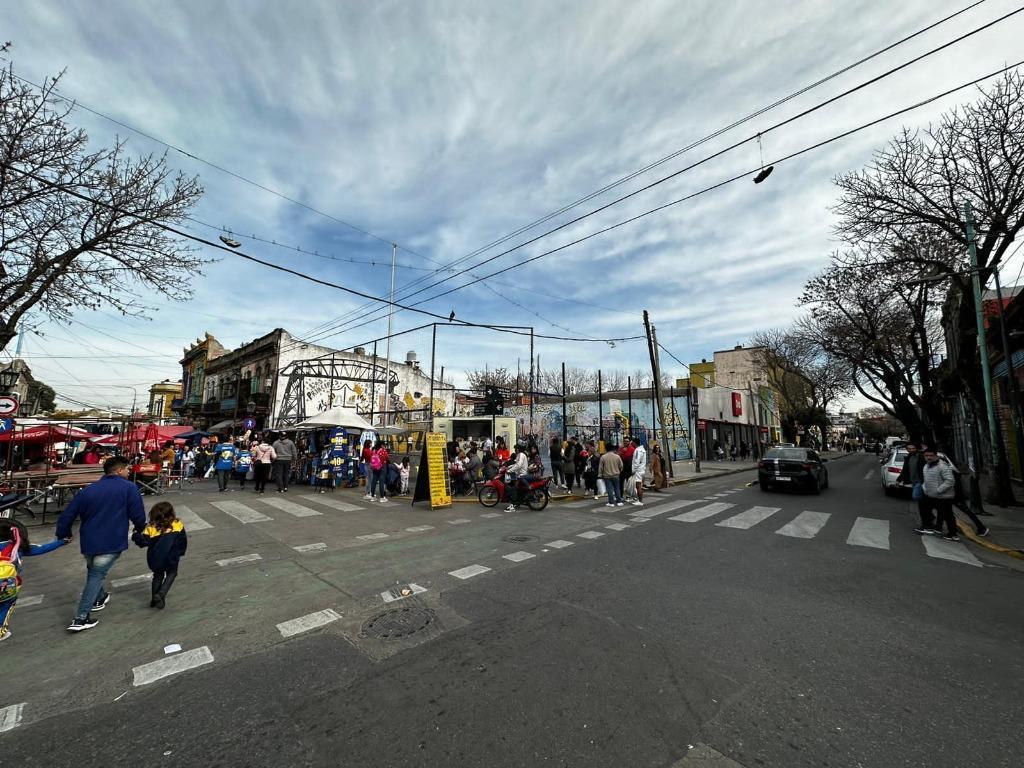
[0,366,18,392]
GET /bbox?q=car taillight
[887,467,901,473]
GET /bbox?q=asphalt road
[5,453,1022,768]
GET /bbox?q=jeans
[254,462,271,492]
[273,459,291,491]
[152,569,178,598]
[551,464,564,486]
[370,468,385,498]
[604,476,622,504]
[76,552,121,620]
[928,498,957,536]
[0,596,16,638]
[216,468,231,491]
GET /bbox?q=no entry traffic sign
[0,396,19,417]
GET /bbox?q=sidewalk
[956,472,1024,561]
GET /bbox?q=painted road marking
[846,518,890,549]
[381,583,427,603]
[258,497,322,518]
[922,536,983,567]
[18,594,43,607]
[449,564,491,580]
[446,518,472,525]
[212,500,272,524]
[357,533,390,541]
[276,608,342,638]
[667,502,735,523]
[216,553,262,567]
[406,525,435,532]
[503,551,536,562]
[175,505,213,532]
[480,512,503,518]
[631,499,701,518]
[775,511,831,539]
[717,506,781,529]
[0,703,25,733]
[301,495,365,512]
[605,523,631,531]
[577,530,605,539]
[293,542,327,553]
[546,540,574,548]
[112,573,151,588]
[862,470,875,481]
[132,646,214,686]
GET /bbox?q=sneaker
[154,593,165,610]
[91,593,111,612]
[630,500,643,506]
[913,527,936,535]
[67,616,99,632]
[505,504,517,512]
[978,527,990,537]
[605,503,615,507]
[364,493,372,499]
[616,502,624,507]
[942,534,961,542]
[0,630,10,642]
[379,497,388,503]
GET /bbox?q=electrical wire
[281,1,1013,349]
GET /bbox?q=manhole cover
[503,534,538,543]
[361,607,435,639]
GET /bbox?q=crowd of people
[895,442,990,542]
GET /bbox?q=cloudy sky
[4,0,1024,412]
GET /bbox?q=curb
[956,519,1024,560]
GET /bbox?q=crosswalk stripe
[293,542,327,553]
[216,553,262,566]
[775,511,831,539]
[667,502,735,522]
[18,594,43,607]
[175,505,212,531]
[449,564,491,580]
[132,646,214,686]
[630,499,702,518]
[862,471,874,481]
[846,518,889,549]
[0,703,25,733]
[922,536,983,567]
[276,609,342,638]
[716,506,780,529]
[301,495,366,512]
[112,573,151,588]
[211,500,272,523]
[257,497,322,517]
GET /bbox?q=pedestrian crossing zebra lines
[174,494,372,530]
[629,498,984,567]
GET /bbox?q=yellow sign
[425,432,452,509]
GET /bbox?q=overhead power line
[287,0,1007,348]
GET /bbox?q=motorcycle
[478,473,551,511]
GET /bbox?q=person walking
[235,444,253,489]
[213,441,238,492]
[619,441,636,500]
[629,438,647,506]
[0,520,67,642]
[55,456,146,632]
[937,447,990,537]
[549,437,565,488]
[272,432,297,493]
[251,437,276,495]
[898,443,933,533]
[599,444,624,507]
[562,438,578,494]
[920,448,959,541]
[369,440,390,502]
[650,443,665,492]
[360,439,374,498]
[131,501,188,610]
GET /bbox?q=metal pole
[429,324,437,431]
[670,385,677,460]
[645,316,673,477]
[597,370,604,447]
[992,266,1024,480]
[561,361,568,442]
[328,353,336,409]
[627,376,633,442]
[370,340,378,427]
[231,369,240,436]
[384,242,397,426]
[689,385,700,472]
[966,201,1006,502]
[529,328,534,437]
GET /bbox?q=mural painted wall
[503,395,692,459]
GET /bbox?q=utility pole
[428,324,437,431]
[528,328,534,437]
[561,361,568,442]
[966,201,1011,505]
[384,243,397,428]
[644,312,673,478]
[689,385,701,472]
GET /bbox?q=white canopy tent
[293,407,374,431]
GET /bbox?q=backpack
[0,528,22,603]
[370,450,383,471]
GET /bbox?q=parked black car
[758,447,829,493]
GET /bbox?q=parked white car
[880,448,908,494]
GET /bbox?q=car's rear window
[894,451,907,462]
[764,448,807,460]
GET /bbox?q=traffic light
[484,385,504,416]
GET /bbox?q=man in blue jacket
[56,456,146,632]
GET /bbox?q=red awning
[0,425,99,443]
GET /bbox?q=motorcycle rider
[505,443,530,512]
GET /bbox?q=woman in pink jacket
[250,438,276,495]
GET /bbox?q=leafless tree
[0,65,204,351]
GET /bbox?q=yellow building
[148,380,182,423]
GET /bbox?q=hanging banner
[412,432,451,508]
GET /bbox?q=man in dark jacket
[271,432,297,492]
[896,443,933,532]
[56,456,146,632]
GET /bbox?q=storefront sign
[412,432,451,508]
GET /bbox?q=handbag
[596,478,606,495]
